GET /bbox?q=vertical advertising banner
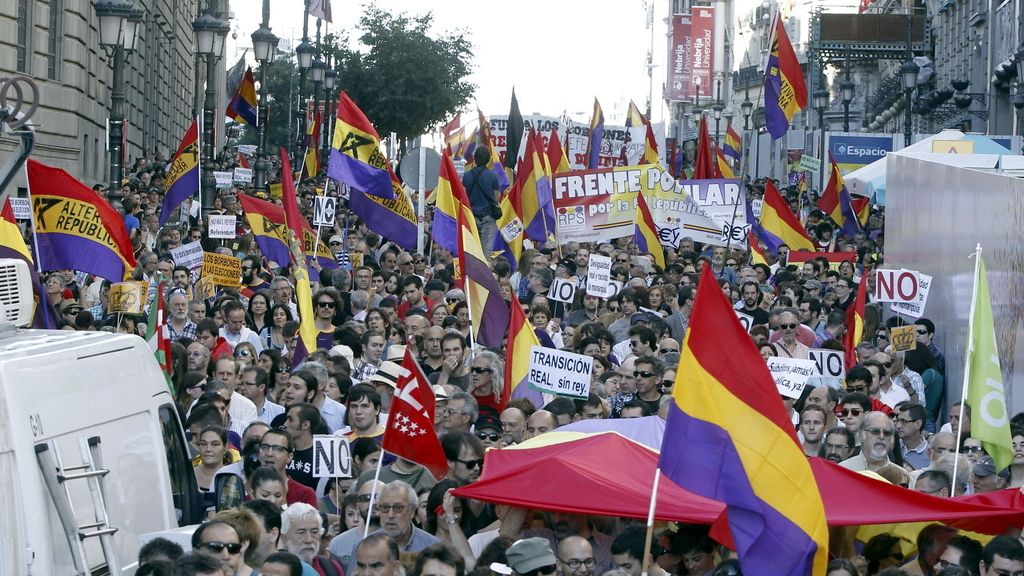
[667,14,693,101]
[691,7,715,100]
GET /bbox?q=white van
[0,259,205,575]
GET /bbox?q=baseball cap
[973,456,1011,480]
[495,538,556,576]
[803,279,822,291]
[630,312,652,326]
[60,300,83,314]
[556,258,577,276]
[328,235,344,245]
[475,413,502,433]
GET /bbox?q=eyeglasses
[559,558,596,570]
[470,367,491,374]
[608,306,620,312]
[456,458,484,470]
[897,417,920,424]
[477,431,501,442]
[443,407,469,416]
[840,408,863,417]
[824,442,849,452]
[377,504,408,514]
[779,323,798,330]
[317,301,336,308]
[658,348,678,354]
[633,370,656,378]
[199,542,242,555]
[329,242,342,247]
[259,443,291,454]
[962,445,985,453]
[522,566,558,576]
[357,494,378,503]
[865,427,895,438]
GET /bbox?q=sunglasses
[633,370,656,378]
[317,301,336,308]
[470,367,490,374]
[916,329,928,335]
[659,348,678,354]
[236,350,252,358]
[456,458,484,470]
[779,323,798,330]
[865,427,895,438]
[840,408,863,417]
[876,333,889,340]
[660,380,674,389]
[357,494,378,502]
[523,566,558,576]
[199,542,242,555]
[476,432,501,442]
[962,445,985,453]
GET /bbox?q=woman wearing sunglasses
[234,342,258,367]
[469,351,504,416]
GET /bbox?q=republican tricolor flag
[327,91,395,199]
[633,191,665,269]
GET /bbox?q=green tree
[327,5,475,152]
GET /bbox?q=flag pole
[363,454,385,538]
[639,468,662,576]
[22,162,43,275]
[952,242,982,496]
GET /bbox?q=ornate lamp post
[813,89,830,189]
[251,9,278,194]
[193,0,229,232]
[900,58,920,147]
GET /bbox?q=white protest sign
[549,278,576,303]
[735,311,753,333]
[751,198,763,219]
[607,280,623,298]
[528,346,592,398]
[235,144,257,155]
[890,272,931,319]
[208,215,237,239]
[586,254,613,298]
[499,216,524,243]
[766,357,816,399]
[170,240,205,271]
[213,171,234,188]
[313,196,337,227]
[233,167,253,183]
[9,197,30,220]
[874,268,920,303]
[808,349,846,378]
[312,435,352,478]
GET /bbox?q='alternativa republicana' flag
[763,12,808,140]
[238,194,291,268]
[279,148,319,368]
[327,91,395,199]
[28,159,137,280]
[659,265,828,576]
[159,120,200,225]
[226,66,259,127]
[964,247,1013,471]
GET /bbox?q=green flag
[965,252,1012,470]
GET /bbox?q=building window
[16,0,30,73]
[47,0,63,80]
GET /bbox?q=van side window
[158,404,203,525]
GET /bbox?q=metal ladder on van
[35,436,122,576]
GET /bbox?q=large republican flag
[585,98,605,169]
[633,191,664,269]
[326,91,395,199]
[843,275,867,371]
[159,120,200,225]
[818,153,861,238]
[659,265,828,576]
[764,12,808,139]
[279,148,319,367]
[28,159,137,281]
[238,194,291,268]
[501,292,544,410]
[758,180,814,253]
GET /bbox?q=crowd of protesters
[24,145,1024,576]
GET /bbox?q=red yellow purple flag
[326,91,395,199]
[659,265,828,576]
[28,159,137,280]
[633,191,665,269]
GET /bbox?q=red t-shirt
[287,477,318,507]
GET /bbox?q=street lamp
[900,58,919,146]
[323,67,337,159]
[741,97,753,130]
[194,1,229,234]
[711,102,724,144]
[95,0,142,207]
[840,79,855,132]
[251,16,278,194]
[294,39,315,166]
[813,89,829,190]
